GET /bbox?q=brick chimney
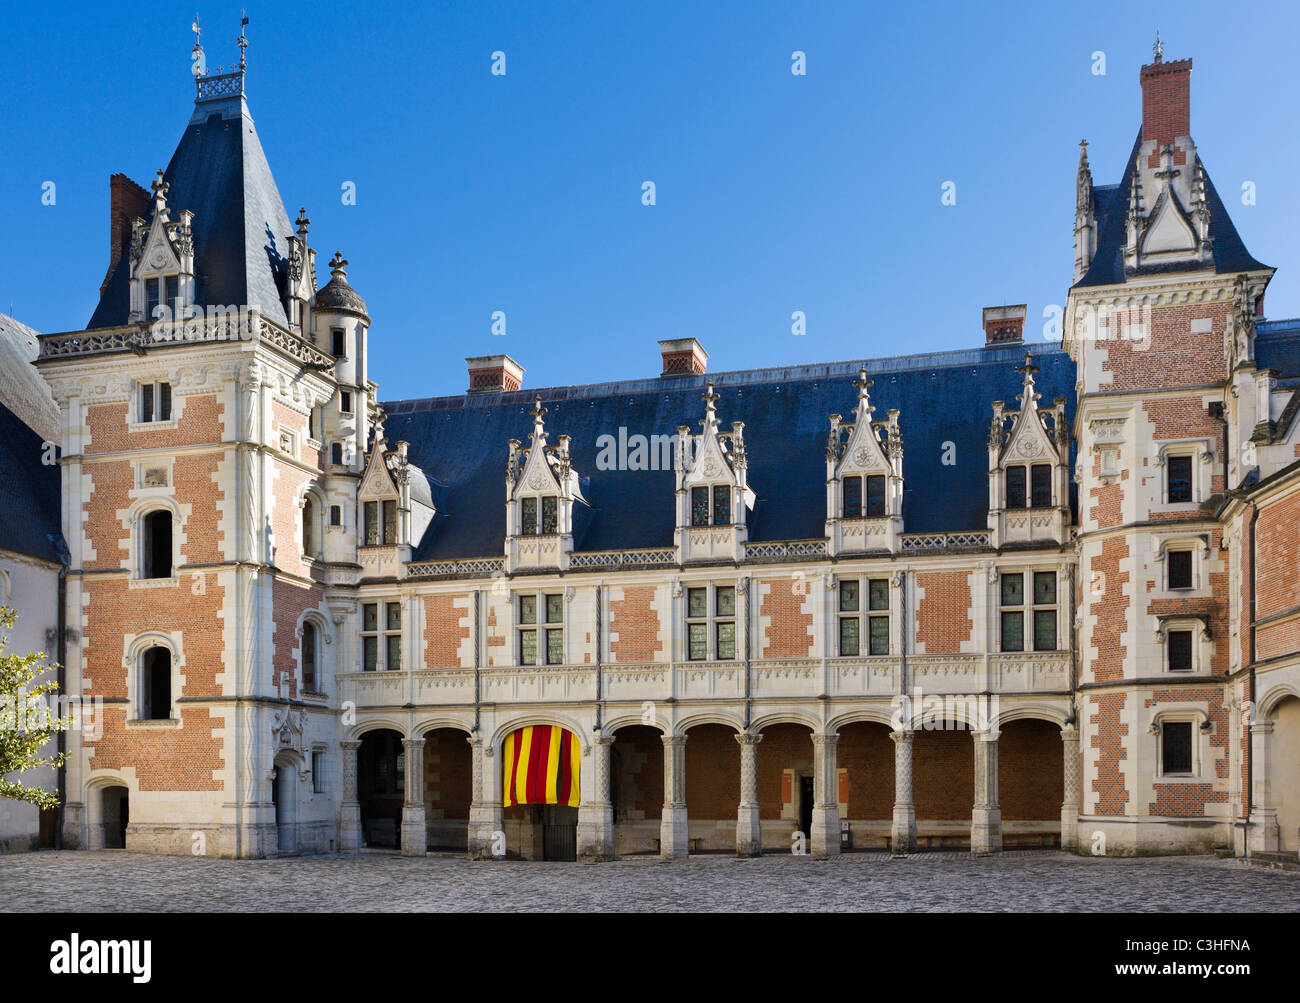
[983,305,1026,347]
[658,338,708,376]
[1140,54,1192,152]
[101,173,150,294]
[466,354,524,393]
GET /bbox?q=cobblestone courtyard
[1,850,1297,912]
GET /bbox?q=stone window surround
[681,579,738,662]
[1153,439,1214,507]
[297,486,327,562]
[1149,707,1212,779]
[126,373,183,430]
[997,566,1061,653]
[125,495,183,585]
[123,631,185,728]
[1152,534,1211,596]
[360,598,403,671]
[836,574,892,656]
[1153,613,1212,676]
[513,588,568,667]
[295,609,334,696]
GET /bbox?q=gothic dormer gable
[997,355,1062,465]
[504,397,585,571]
[1140,183,1197,257]
[359,438,400,502]
[828,368,894,477]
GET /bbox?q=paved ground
[1,849,1296,912]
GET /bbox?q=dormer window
[690,486,731,527]
[520,496,558,535]
[364,500,397,545]
[1005,464,1052,509]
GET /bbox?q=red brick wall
[1088,537,1130,683]
[424,594,469,668]
[756,724,811,819]
[837,722,894,819]
[609,587,662,663]
[759,580,813,658]
[999,720,1064,820]
[1097,302,1229,393]
[912,729,974,820]
[1140,58,1192,152]
[1145,688,1229,816]
[916,571,973,653]
[683,724,738,818]
[1256,490,1300,621]
[1090,692,1129,815]
[85,393,225,454]
[271,578,322,700]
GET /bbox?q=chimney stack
[102,173,150,294]
[983,305,1027,347]
[1140,53,1192,153]
[465,354,525,393]
[658,337,708,376]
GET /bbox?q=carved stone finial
[295,207,310,238]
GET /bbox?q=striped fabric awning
[503,726,581,807]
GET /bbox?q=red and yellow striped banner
[502,726,581,807]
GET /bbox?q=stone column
[1248,720,1280,853]
[400,737,426,857]
[1059,724,1080,852]
[735,732,763,857]
[660,734,689,859]
[889,730,917,853]
[810,733,841,857]
[339,740,362,854]
[467,735,504,859]
[971,730,1002,854]
[577,733,616,861]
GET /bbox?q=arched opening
[423,728,471,851]
[999,718,1064,847]
[272,754,298,855]
[610,725,663,855]
[141,646,171,720]
[301,622,318,694]
[501,725,579,860]
[1272,696,1300,854]
[302,496,317,559]
[683,723,739,853]
[912,727,974,849]
[142,510,172,579]
[756,722,814,852]
[836,721,895,851]
[358,729,404,848]
[101,786,129,849]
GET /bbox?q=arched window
[141,647,171,720]
[302,622,318,693]
[302,497,316,559]
[142,510,172,579]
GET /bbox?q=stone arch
[992,704,1070,731]
[751,711,822,735]
[272,748,304,855]
[1259,683,1300,720]
[293,607,333,695]
[672,710,744,737]
[127,495,182,580]
[412,718,474,739]
[827,707,897,733]
[123,631,183,722]
[1266,693,1300,853]
[608,720,665,855]
[415,722,474,851]
[602,712,667,735]
[356,727,406,848]
[84,774,132,851]
[997,717,1065,844]
[346,717,409,742]
[834,718,897,850]
[491,712,591,754]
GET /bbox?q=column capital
[735,731,763,747]
[402,737,426,750]
[340,740,361,751]
[1059,723,1079,742]
[889,729,914,745]
[972,728,1001,743]
[1251,720,1275,736]
[662,734,687,748]
[592,731,615,747]
[812,732,838,748]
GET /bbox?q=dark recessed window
[691,487,710,527]
[302,622,318,692]
[329,505,342,527]
[1006,466,1027,509]
[712,485,731,526]
[330,442,343,465]
[142,510,172,579]
[331,329,346,358]
[865,475,886,517]
[842,476,862,518]
[1167,455,1193,503]
[340,390,352,414]
[541,496,558,534]
[1167,630,1193,672]
[1162,721,1193,775]
[140,382,171,423]
[1030,464,1052,508]
[1168,550,1193,590]
[142,647,171,720]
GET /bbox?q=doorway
[101,786,129,849]
[542,805,577,861]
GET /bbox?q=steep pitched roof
[88,89,294,329]
[0,398,63,565]
[1074,130,1269,289]
[382,342,1077,560]
[0,312,60,444]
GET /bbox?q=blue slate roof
[0,400,63,564]
[1256,319,1300,380]
[88,91,294,330]
[382,342,1077,560]
[1074,130,1269,289]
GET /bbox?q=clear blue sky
[4,1,1298,401]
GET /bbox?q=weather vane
[1153,30,1163,63]
[191,14,205,77]
[238,11,249,70]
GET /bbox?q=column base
[1060,807,1079,853]
[736,804,761,857]
[400,807,427,857]
[660,805,689,859]
[340,802,363,855]
[1248,808,1280,853]
[577,804,615,862]
[810,806,841,858]
[971,807,1002,854]
[468,805,505,860]
[890,805,916,854]
[61,802,85,851]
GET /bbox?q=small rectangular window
[312,752,325,794]
[330,442,343,465]
[141,383,153,422]
[521,497,537,535]
[691,487,710,527]
[839,617,859,656]
[687,587,707,619]
[868,579,889,611]
[331,329,346,358]
[839,580,859,613]
[519,629,537,665]
[715,622,736,660]
[385,602,401,631]
[1167,630,1193,672]
[1030,464,1052,508]
[712,485,731,526]
[382,500,397,544]
[340,391,353,414]
[363,603,378,632]
[1001,610,1024,652]
[842,476,862,518]
[1033,571,1056,606]
[688,623,707,661]
[541,496,558,534]
[364,501,379,545]
[716,587,735,617]
[1167,455,1193,503]
[1162,721,1193,775]
[1033,609,1056,651]
[868,616,889,656]
[329,505,342,527]
[519,595,537,625]
[1001,573,1024,607]
[166,275,179,316]
[865,475,886,517]
[1006,466,1026,509]
[146,279,160,322]
[1168,550,1193,590]
[386,635,402,671]
[545,594,563,624]
[139,382,171,423]
[546,628,564,665]
[363,636,378,672]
